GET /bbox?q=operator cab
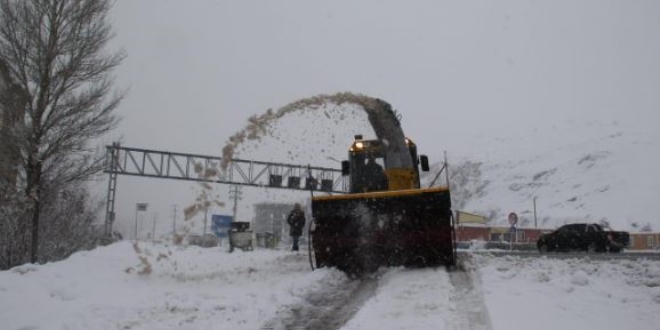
[341,135,430,193]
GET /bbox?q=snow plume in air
[177,161,225,241]
[183,161,225,221]
[129,162,226,276]
[179,180,224,228]
[220,92,406,171]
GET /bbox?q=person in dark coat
[287,203,306,251]
[363,155,388,192]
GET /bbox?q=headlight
[355,142,364,149]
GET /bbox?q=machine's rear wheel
[308,220,315,270]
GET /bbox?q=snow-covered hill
[427,120,660,232]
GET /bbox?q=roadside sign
[509,225,517,248]
[211,215,233,238]
[508,212,518,226]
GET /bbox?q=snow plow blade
[311,187,455,274]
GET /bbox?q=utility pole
[200,187,212,247]
[203,208,209,247]
[171,204,178,236]
[134,207,138,241]
[151,212,157,243]
[229,185,243,221]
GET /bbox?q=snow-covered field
[1,242,659,330]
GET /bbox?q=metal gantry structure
[103,143,348,237]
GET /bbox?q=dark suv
[537,223,629,253]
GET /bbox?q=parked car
[537,223,629,253]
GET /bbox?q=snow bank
[0,241,346,330]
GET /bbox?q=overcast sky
[103,0,660,238]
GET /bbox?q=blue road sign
[211,215,233,238]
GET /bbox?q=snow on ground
[1,243,660,330]
[472,253,660,330]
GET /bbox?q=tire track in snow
[447,256,494,330]
[262,275,378,330]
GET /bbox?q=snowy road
[1,242,659,330]
[448,257,493,330]
[262,273,378,330]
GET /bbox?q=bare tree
[0,0,124,264]
[0,190,30,269]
